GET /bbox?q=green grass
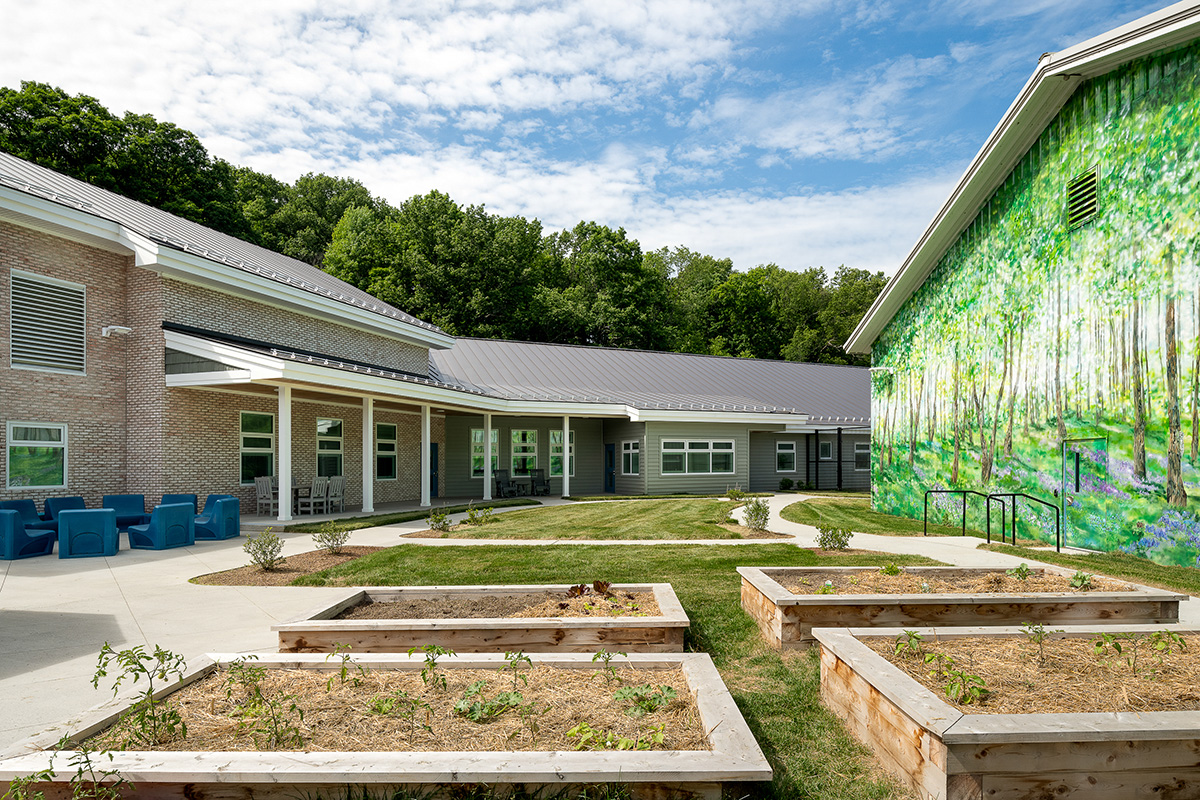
[283,499,539,534]
[780,496,991,537]
[566,493,771,501]
[292,542,943,800]
[982,543,1200,596]
[426,499,744,540]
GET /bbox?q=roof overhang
[629,408,809,425]
[844,1,1200,355]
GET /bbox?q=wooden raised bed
[0,652,770,800]
[815,625,1200,800]
[274,583,689,653]
[738,565,1185,649]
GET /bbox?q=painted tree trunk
[1166,253,1186,507]
[1133,298,1147,481]
[1191,294,1199,464]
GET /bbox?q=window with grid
[377,422,397,480]
[550,430,575,477]
[855,442,871,471]
[470,428,499,478]
[240,412,274,485]
[511,430,536,475]
[776,441,796,472]
[622,440,640,475]
[661,440,734,474]
[317,418,343,477]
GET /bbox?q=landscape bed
[0,652,770,800]
[815,625,1200,800]
[274,583,689,653]
[738,565,1185,648]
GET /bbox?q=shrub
[726,484,746,501]
[816,526,852,550]
[427,506,451,532]
[778,478,794,491]
[244,528,285,570]
[743,498,770,531]
[313,528,350,555]
[465,502,494,526]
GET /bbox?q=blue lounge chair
[58,509,118,558]
[0,509,55,559]
[44,496,86,524]
[127,503,194,550]
[102,494,151,531]
[0,499,58,534]
[161,493,198,514]
[195,497,240,540]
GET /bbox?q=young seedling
[92,642,188,747]
[592,649,627,683]
[613,684,677,718]
[325,643,368,690]
[879,563,903,576]
[369,689,432,735]
[408,644,454,691]
[943,668,989,705]
[1020,622,1062,665]
[1070,570,1094,591]
[894,630,925,657]
[221,656,305,748]
[503,651,532,690]
[453,680,524,722]
[1006,563,1032,581]
[815,581,836,595]
[567,721,666,751]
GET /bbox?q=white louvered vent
[10,271,86,373]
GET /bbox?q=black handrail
[923,490,991,537]
[987,492,1062,552]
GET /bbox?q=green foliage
[894,630,925,657]
[464,502,494,526]
[503,651,532,690]
[368,689,431,735]
[726,484,746,502]
[816,526,853,550]
[942,668,989,705]
[58,736,131,800]
[244,528,285,570]
[313,528,351,555]
[91,643,187,747]
[409,644,454,690]
[815,581,837,594]
[426,506,452,532]
[591,649,627,683]
[1006,563,1032,580]
[452,680,524,722]
[1020,622,1061,665]
[566,721,665,751]
[743,498,770,531]
[1070,571,1094,591]
[1092,629,1186,677]
[221,655,305,749]
[879,563,903,576]
[778,478,795,491]
[324,643,368,690]
[612,684,676,718]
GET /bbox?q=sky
[0,0,1169,276]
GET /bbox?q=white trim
[165,370,255,386]
[277,387,293,522]
[621,440,641,476]
[660,439,736,476]
[363,399,376,513]
[420,405,431,508]
[628,408,808,424]
[5,420,67,490]
[775,440,797,473]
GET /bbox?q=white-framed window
[6,421,67,488]
[622,440,640,475]
[661,440,734,475]
[240,412,274,485]
[550,430,575,477]
[776,441,796,472]
[317,418,343,477]
[376,422,397,480]
[511,430,537,475]
[10,270,86,374]
[855,442,871,471]
[819,441,833,460]
[470,428,499,478]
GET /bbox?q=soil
[87,664,706,752]
[340,591,662,619]
[867,633,1200,714]
[773,569,1133,596]
[192,546,384,586]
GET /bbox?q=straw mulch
[867,633,1200,714]
[339,591,661,620]
[87,664,706,752]
[193,546,384,586]
[774,569,1132,596]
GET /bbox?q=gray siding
[749,430,799,492]
[645,422,751,495]
[602,419,647,495]
[443,415,605,498]
[800,431,871,491]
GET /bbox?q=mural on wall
[872,42,1200,566]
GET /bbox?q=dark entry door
[604,444,616,493]
[430,443,439,499]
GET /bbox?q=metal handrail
[923,490,991,537]
[987,492,1062,552]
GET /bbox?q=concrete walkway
[1,493,1194,751]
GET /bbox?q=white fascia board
[165,370,255,386]
[845,1,1200,355]
[627,408,809,425]
[0,186,159,263]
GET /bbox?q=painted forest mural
[872,40,1200,566]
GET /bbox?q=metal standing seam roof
[0,151,444,335]
[430,338,871,422]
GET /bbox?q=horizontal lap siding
[749,430,793,492]
[603,419,646,495]
[804,432,871,491]
[645,422,751,495]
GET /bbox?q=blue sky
[0,0,1167,275]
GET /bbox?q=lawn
[283,498,539,534]
[982,543,1200,596]
[294,542,941,800]
[780,495,1039,542]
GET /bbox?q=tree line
[0,81,882,363]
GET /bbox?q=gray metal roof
[430,338,870,422]
[0,150,444,335]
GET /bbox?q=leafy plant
[1093,629,1187,677]
[567,721,665,751]
[726,484,746,502]
[409,644,454,690]
[1006,563,1032,581]
[815,581,837,594]
[60,736,131,800]
[427,506,452,532]
[1149,629,1187,663]
[943,667,990,705]
[1020,622,1061,665]
[816,526,852,550]
[325,643,368,690]
[464,502,494,526]
[592,649,627,683]
[612,684,676,718]
[91,643,187,747]
[743,498,770,531]
[221,655,305,749]
[894,630,925,657]
[369,689,432,735]
[243,527,285,570]
[453,680,524,722]
[503,651,532,689]
[879,563,903,576]
[778,478,794,491]
[1070,570,1094,591]
[313,528,351,555]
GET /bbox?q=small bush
[726,484,746,501]
[465,502,494,526]
[778,478,794,491]
[244,528,285,571]
[427,506,452,532]
[313,528,350,555]
[743,498,770,531]
[816,526,852,550]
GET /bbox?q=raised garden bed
[738,565,1185,649]
[275,583,689,653]
[815,625,1200,799]
[0,652,769,800]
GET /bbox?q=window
[776,441,796,472]
[819,441,833,460]
[550,430,575,477]
[622,441,640,475]
[376,423,397,480]
[855,442,871,471]
[317,418,343,477]
[511,430,536,475]
[661,440,734,475]
[240,412,274,485]
[6,422,67,488]
[10,270,86,374]
[470,428,499,478]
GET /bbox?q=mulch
[192,545,384,586]
[339,591,662,619]
[773,569,1132,596]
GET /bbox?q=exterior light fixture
[101,325,133,337]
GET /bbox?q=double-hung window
[376,423,397,480]
[240,412,274,485]
[470,428,499,478]
[511,430,536,475]
[317,418,343,477]
[10,270,86,374]
[6,421,67,488]
[622,441,640,475]
[855,442,871,471]
[661,440,734,475]
[550,430,575,477]
[776,441,796,472]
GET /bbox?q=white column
[362,397,374,514]
[420,404,431,507]
[277,386,293,522]
[561,414,571,498]
[483,412,493,501]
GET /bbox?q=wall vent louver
[10,271,86,373]
[1067,167,1099,228]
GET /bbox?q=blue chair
[0,509,55,559]
[44,496,86,524]
[127,503,194,550]
[162,493,198,513]
[0,499,58,534]
[58,509,119,558]
[195,497,240,540]
[102,494,151,531]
